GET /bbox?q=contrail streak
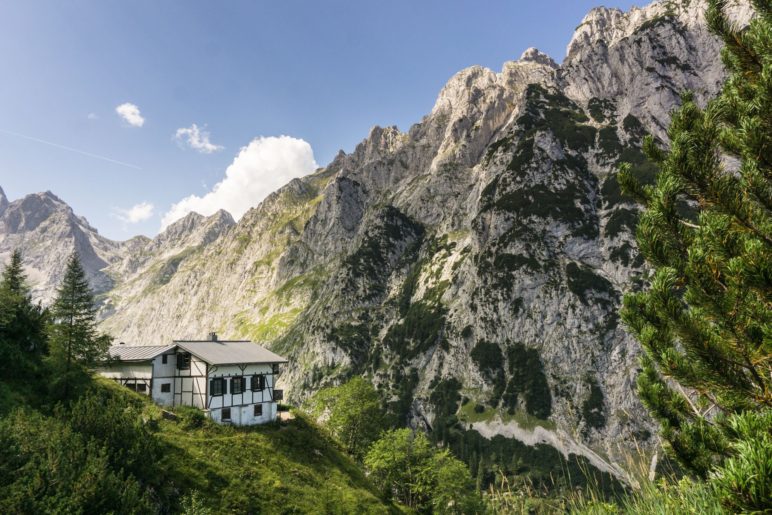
[0,128,142,170]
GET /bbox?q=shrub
[305,377,385,460]
[365,428,482,513]
[0,409,156,514]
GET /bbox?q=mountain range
[0,0,753,482]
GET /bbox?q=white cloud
[87,112,99,120]
[161,136,317,230]
[174,123,223,154]
[113,202,155,224]
[115,102,145,127]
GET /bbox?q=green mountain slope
[0,377,399,514]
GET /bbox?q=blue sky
[0,0,640,239]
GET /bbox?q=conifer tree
[619,0,770,482]
[0,250,47,379]
[2,250,25,295]
[48,252,110,399]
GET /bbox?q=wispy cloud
[113,202,154,224]
[174,123,223,154]
[0,128,141,170]
[87,112,99,120]
[161,135,317,229]
[115,102,145,127]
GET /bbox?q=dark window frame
[161,383,171,393]
[251,374,265,391]
[210,377,225,396]
[254,404,263,417]
[231,376,246,395]
[222,407,231,420]
[162,354,168,365]
[176,352,191,370]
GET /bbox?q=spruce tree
[2,250,25,295]
[619,0,770,482]
[48,252,110,399]
[0,250,47,379]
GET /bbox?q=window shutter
[223,378,228,395]
[209,379,215,395]
[241,377,247,392]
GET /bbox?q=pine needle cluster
[619,0,770,510]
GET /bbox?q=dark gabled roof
[107,344,174,362]
[174,340,288,365]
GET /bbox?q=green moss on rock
[565,262,618,308]
[604,208,639,239]
[582,375,607,433]
[504,342,552,419]
[471,341,506,406]
[588,98,617,123]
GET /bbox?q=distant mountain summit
[0,187,9,213]
[1,0,754,483]
[0,189,120,302]
[0,190,234,305]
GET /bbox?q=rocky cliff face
[0,188,234,307]
[0,188,124,303]
[1,0,750,483]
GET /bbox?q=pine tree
[0,250,48,379]
[48,252,110,399]
[618,0,770,481]
[2,250,25,295]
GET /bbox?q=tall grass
[482,440,727,514]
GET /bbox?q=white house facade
[97,333,287,425]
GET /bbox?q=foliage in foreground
[48,252,112,400]
[305,375,386,459]
[0,252,396,514]
[617,0,771,512]
[0,377,397,514]
[365,428,483,514]
[307,378,484,513]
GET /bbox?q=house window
[254,404,263,417]
[137,383,146,393]
[161,383,171,393]
[210,377,225,396]
[273,389,284,401]
[231,376,246,394]
[251,374,265,391]
[222,408,231,420]
[162,354,168,364]
[272,363,280,375]
[177,352,191,370]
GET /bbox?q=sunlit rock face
[2,0,752,482]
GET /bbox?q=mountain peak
[40,190,63,201]
[155,209,234,249]
[0,186,7,214]
[518,47,558,69]
[209,209,236,226]
[162,211,205,234]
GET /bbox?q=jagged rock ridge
[1,0,753,482]
[0,191,234,306]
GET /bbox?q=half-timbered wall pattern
[97,342,285,425]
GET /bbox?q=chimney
[208,332,218,342]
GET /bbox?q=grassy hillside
[0,376,400,514]
[152,396,394,513]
